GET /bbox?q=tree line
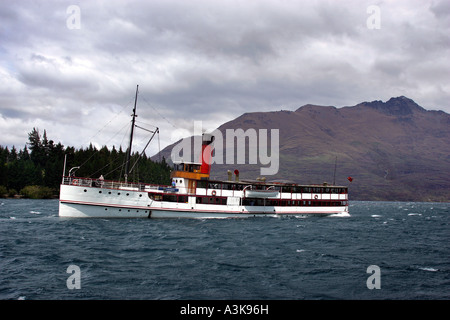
[0,128,171,198]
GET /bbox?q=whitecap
[371,214,382,218]
[10,217,16,219]
[296,249,306,253]
[408,213,422,216]
[329,212,351,218]
[419,267,438,272]
[30,211,41,214]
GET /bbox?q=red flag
[347,176,353,182]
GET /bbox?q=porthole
[126,193,130,196]
[99,191,102,194]
[84,189,87,192]
[118,192,121,195]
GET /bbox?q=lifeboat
[244,188,279,198]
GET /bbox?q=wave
[418,267,438,272]
[329,212,351,218]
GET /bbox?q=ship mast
[125,84,139,183]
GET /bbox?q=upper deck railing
[62,176,169,191]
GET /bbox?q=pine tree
[0,128,171,197]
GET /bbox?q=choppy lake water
[0,199,449,300]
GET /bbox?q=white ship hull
[59,184,348,219]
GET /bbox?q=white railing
[62,176,166,192]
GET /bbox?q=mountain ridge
[156,97,450,202]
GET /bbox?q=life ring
[212,190,216,196]
[314,195,318,200]
[72,179,79,185]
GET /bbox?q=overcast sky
[1,0,449,156]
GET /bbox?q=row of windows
[148,193,348,207]
[149,194,188,203]
[103,208,149,214]
[197,197,227,205]
[149,193,227,205]
[197,181,347,194]
[242,199,348,207]
[85,189,144,197]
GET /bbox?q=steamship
[58,87,349,218]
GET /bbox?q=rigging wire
[78,116,131,174]
[82,97,135,148]
[140,95,178,130]
[73,92,166,179]
[84,121,131,178]
[128,127,159,174]
[74,96,135,173]
[158,130,161,162]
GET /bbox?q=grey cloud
[0,0,449,152]
[430,0,450,18]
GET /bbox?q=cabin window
[197,180,208,188]
[162,194,177,202]
[222,183,234,190]
[195,196,226,205]
[208,182,222,189]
